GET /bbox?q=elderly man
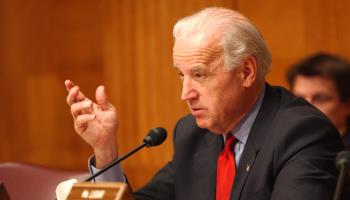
[66,8,343,200]
[287,53,350,150]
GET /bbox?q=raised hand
[65,80,118,168]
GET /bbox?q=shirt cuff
[88,155,126,182]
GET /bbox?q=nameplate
[67,182,134,200]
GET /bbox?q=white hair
[173,7,272,80]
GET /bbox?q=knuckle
[70,104,77,115]
[76,115,83,124]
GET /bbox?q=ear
[240,56,258,87]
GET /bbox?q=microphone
[84,127,167,182]
[333,151,350,200]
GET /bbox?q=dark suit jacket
[134,84,344,200]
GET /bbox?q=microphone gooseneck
[333,151,350,200]
[84,127,167,182]
[336,151,350,170]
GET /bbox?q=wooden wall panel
[1,0,350,190]
[237,0,350,86]
[304,0,350,56]
[0,0,105,169]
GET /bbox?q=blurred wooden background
[1,0,350,189]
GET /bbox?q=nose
[181,78,198,101]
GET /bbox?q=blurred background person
[287,53,350,149]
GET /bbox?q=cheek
[203,76,241,115]
[212,91,237,114]
[203,94,226,118]
[316,102,341,118]
[316,105,334,116]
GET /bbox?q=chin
[195,118,220,133]
[195,118,209,129]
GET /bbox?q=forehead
[293,75,337,95]
[173,38,223,69]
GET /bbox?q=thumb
[96,86,110,109]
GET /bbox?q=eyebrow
[172,62,178,68]
[190,65,207,73]
[173,64,217,76]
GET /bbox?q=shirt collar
[225,85,265,144]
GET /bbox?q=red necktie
[216,135,236,200]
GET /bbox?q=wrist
[94,145,118,168]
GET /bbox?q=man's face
[292,75,350,131]
[173,38,247,134]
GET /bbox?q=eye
[194,72,203,79]
[177,72,184,81]
[193,71,207,81]
[313,94,332,104]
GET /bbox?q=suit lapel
[204,132,224,199]
[231,84,281,200]
[231,137,260,200]
[189,130,223,199]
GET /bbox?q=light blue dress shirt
[227,85,265,166]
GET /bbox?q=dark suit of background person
[133,84,343,200]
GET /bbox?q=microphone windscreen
[336,151,350,169]
[143,127,167,147]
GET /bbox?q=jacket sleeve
[134,161,175,200]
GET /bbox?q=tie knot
[224,134,235,151]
